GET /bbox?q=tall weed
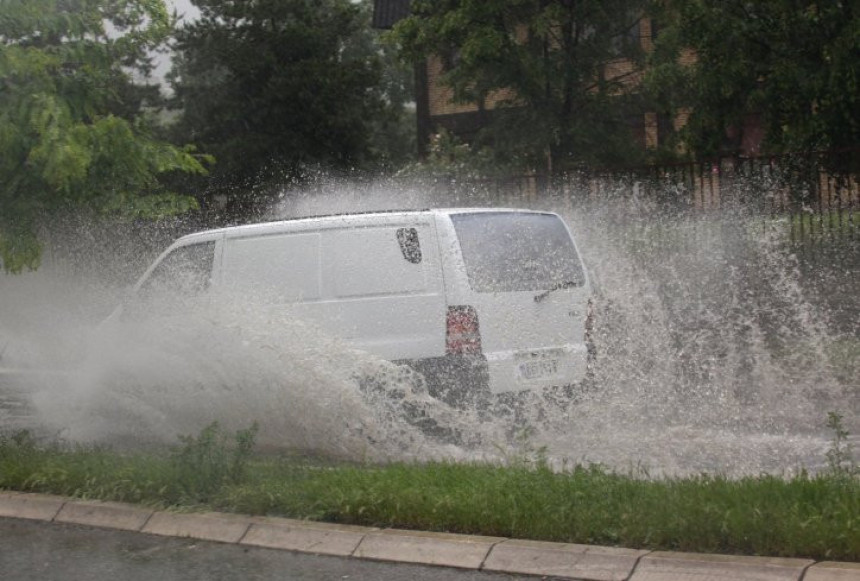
[169,421,259,503]
[825,412,857,478]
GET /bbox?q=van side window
[221,233,321,301]
[326,226,429,297]
[138,241,216,298]
[396,227,422,264]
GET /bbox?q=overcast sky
[151,0,200,83]
[168,0,200,22]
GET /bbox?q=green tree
[647,0,860,162]
[168,0,412,210]
[0,0,210,273]
[392,0,648,173]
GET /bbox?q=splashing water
[529,192,858,475]
[22,289,501,461]
[0,176,857,475]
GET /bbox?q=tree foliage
[393,0,648,172]
[647,0,860,160]
[168,0,412,207]
[0,0,209,273]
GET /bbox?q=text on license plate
[518,359,559,380]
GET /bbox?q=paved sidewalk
[1,491,857,581]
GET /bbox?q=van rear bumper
[400,344,589,405]
[484,343,590,394]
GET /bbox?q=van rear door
[449,211,590,393]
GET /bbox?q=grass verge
[0,423,857,562]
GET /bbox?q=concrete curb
[241,517,375,556]
[0,491,65,521]
[1,492,857,581]
[629,551,814,581]
[805,562,860,581]
[142,511,253,544]
[355,528,506,569]
[54,499,154,531]
[483,539,649,581]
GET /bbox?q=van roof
[175,207,556,244]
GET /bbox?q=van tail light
[446,305,482,355]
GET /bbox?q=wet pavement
[0,518,527,581]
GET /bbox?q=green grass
[1,424,857,562]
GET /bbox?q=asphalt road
[0,518,529,581]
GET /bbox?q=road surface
[0,518,528,581]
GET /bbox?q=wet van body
[124,209,592,403]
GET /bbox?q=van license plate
[518,359,559,380]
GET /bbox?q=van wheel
[354,366,471,446]
[426,381,493,410]
[488,390,545,428]
[489,383,594,434]
[399,400,469,445]
[355,364,428,401]
[397,356,493,411]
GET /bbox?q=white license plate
[518,359,559,380]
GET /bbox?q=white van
[119,209,593,406]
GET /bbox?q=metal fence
[421,149,860,245]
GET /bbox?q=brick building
[372,0,765,161]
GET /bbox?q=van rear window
[451,212,585,292]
